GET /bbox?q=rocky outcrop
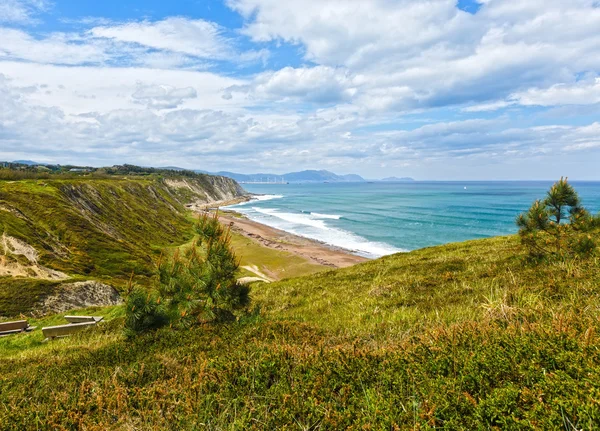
[37,281,122,315]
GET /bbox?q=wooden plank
[0,329,25,337]
[64,315,103,324]
[0,320,28,332]
[42,322,97,339]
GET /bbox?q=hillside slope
[254,235,600,335]
[1,232,599,429]
[0,175,246,316]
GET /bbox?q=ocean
[227,181,600,258]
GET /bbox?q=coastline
[187,195,252,211]
[215,210,369,269]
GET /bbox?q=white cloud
[226,0,600,110]
[1,1,600,179]
[514,78,600,107]
[0,17,268,69]
[0,0,48,24]
[462,100,514,112]
[463,77,600,111]
[132,83,198,110]
[0,61,242,114]
[88,18,233,60]
[2,71,599,179]
[225,66,358,103]
[0,27,109,65]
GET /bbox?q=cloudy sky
[1,0,599,179]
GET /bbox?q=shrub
[516,177,598,259]
[125,213,250,336]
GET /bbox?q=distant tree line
[0,162,211,181]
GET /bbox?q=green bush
[125,213,250,336]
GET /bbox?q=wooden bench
[42,322,97,340]
[64,315,104,324]
[0,320,36,337]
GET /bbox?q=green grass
[1,230,600,429]
[230,231,326,280]
[0,179,192,279]
[0,176,329,317]
[253,235,600,336]
[0,311,599,429]
[0,305,124,357]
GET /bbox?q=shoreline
[213,209,369,269]
[187,195,252,211]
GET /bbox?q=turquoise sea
[228,182,600,258]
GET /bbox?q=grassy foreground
[1,232,600,429]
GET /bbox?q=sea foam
[254,194,284,201]
[231,194,284,206]
[240,207,403,258]
[311,212,342,219]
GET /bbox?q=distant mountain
[380,176,415,182]
[195,169,366,184]
[12,160,41,166]
[282,170,365,183]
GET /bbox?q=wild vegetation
[0,162,209,181]
[125,214,250,336]
[0,180,599,429]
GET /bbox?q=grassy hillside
[1,232,599,429]
[231,231,326,281]
[254,235,600,336]
[0,174,245,316]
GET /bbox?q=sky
[0,0,600,180]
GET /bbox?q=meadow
[2,234,599,429]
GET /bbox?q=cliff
[0,174,247,316]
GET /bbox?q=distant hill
[12,160,41,166]
[158,166,188,171]
[380,176,415,182]
[197,169,366,183]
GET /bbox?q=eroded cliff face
[162,175,248,208]
[163,176,246,202]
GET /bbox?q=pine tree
[516,178,598,258]
[125,213,250,336]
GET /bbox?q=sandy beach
[216,210,369,269]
